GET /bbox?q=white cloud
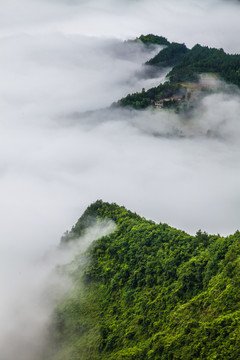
[0,220,115,360]
[2,0,240,52]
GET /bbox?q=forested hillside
[45,201,240,360]
[168,44,240,86]
[146,43,189,67]
[117,34,240,110]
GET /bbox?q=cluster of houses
[153,75,218,110]
[154,96,182,109]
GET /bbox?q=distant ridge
[117,34,240,111]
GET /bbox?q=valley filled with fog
[1,0,240,359]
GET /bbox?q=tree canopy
[45,201,240,360]
[117,35,240,111]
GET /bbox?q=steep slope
[117,35,240,110]
[146,43,189,67]
[46,201,240,360]
[168,44,240,86]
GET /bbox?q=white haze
[0,220,116,360]
[1,0,240,358]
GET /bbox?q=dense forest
[168,44,240,86]
[45,200,240,360]
[135,34,170,46]
[117,34,240,110]
[116,82,184,110]
[146,43,189,67]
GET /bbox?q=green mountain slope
[117,35,240,110]
[146,42,189,67]
[168,44,240,86]
[45,201,240,360]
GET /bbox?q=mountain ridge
[116,34,240,111]
[45,200,240,360]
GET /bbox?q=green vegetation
[117,35,240,111]
[116,83,184,109]
[46,200,240,360]
[136,34,170,46]
[168,44,240,86]
[146,43,189,66]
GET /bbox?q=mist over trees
[118,35,240,110]
[45,201,240,360]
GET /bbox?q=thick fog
[1,0,240,358]
[2,0,240,53]
[0,220,116,360]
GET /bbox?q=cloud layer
[2,0,240,53]
[0,220,116,360]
